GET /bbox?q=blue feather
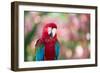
[35,41,60,60]
[55,42,60,60]
[36,45,44,61]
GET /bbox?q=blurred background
[24,11,90,61]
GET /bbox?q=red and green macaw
[35,23,60,61]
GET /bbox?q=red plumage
[37,23,57,60]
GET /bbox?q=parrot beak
[49,32,53,38]
[48,27,57,38]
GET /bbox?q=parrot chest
[44,39,56,60]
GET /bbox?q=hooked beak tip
[50,32,53,38]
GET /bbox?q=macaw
[35,23,60,61]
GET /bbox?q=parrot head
[42,23,57,40]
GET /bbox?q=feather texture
[35,39,60,61]
[55,41,60,59]
[35,39,45,61]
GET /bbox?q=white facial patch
[52,28,57,37]
[48,27,52,35]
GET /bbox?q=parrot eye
[52,28,57,37]
[48,27,52,35]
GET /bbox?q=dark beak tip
[50,32,53,37]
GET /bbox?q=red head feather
[42,23,57,40]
